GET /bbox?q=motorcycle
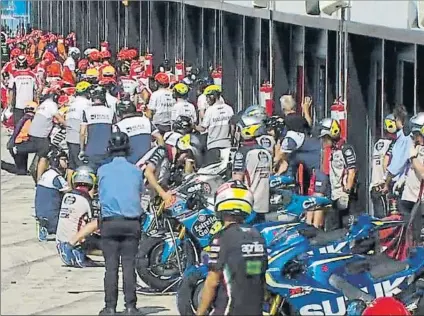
[176,215,408,316]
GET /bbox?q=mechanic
[148,72,175,134]
[278,126,330,228]
[97,132,144,316]
[56,165,99,268]
[319,118,357,230]
[8,54,38,126]
[370,114,397,218]
[232,106,273,219]
[399,113,424,244]
[66,81,92,177]
[197,180,267,316]
[35,150,70,242]
[196,85,234,152]
[114,99,164,164]
[171,82,197,125]
[6,101,37,175]
[196,77,224,123]
[79,86,115,171]
[19,86,67,182]
[383,105,413,194]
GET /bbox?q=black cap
[108,132,130,153]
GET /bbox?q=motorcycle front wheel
[136,234,197,291]
[177,269,206,316]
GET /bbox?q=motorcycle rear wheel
[177,269,206,316]
[136,235,197,291]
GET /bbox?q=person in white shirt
[171,82,197,125]
[196,85,234,151]
[63,47,80,72]
[148,73,175,134]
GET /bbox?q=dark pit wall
[222,12,242,110]
[243,16,261,108]
[327,30,337,116]
[184,5,202,68]
[127,1,140,50]
[347,34,372,214]
[201,8,217,72]
[305,27,327,125]
[273,21,291,116]
[419,45,424,112]
[139,1,150,55]
[289,26,305,113]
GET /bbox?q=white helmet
[214,180,254,218]
[69,47,80,58]
[410,112,424,136]
[72,166,96,189]
[318,118,341,139]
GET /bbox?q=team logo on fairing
[192,215,217,238]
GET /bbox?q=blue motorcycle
[176,215,408,315]
[136,175,331,292]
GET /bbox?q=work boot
[123,307,141,315]
[98,307,116,315]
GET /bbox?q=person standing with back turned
[97,132,144,316]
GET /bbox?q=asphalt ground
[0,128,178,315]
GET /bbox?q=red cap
[154,73,170,85]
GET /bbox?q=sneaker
[72,247,87,268]
[57,242,76,266]
[36,221,48,242]
[123,307,141,315]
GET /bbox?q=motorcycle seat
[346,254,409,279]
[309,228,348,246]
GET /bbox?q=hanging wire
[147,1,151,53]
[200,8,204,68]
[181,1,186,61]
[104,0,108,42]
[213,10,217,68]
[165,2,170,60]
[218,5,223,67]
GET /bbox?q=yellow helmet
[85,67,99,79]
[75,81,92,93]
[173,82,189,96]
[203,84,222,96]
[319,118,341,139]
[214,180,253,218]
[102,65,116,77]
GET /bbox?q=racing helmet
[172,115,193,135]
[102,65,116,78]
[383,114,397,135]
[90,86,106,105]
[214,180,254,219]
[409,112,424,136]
[69,47,80,59]
[116,99,136,117]
[318,118,341,139]
[49,150,68,170]
[238,105,267,140]
[10,47,22,58]
[100,50,112,59]
[108,131,130,153]
[15,55,28,69]
[85,68,99,84]
[154,72,170,86]
[75,81,92,95]
[173,82,189,98]
[72,165,97,190]
[203,84,222,97]
[176,133,203,167]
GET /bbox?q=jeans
[398,200,423,244]
[100,218,141,309]
[13,108,24,127]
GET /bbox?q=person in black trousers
[97,132,144,315]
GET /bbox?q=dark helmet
[116,99,136,117]
[90,85,106,105]
[15,54,28,69]
[108,131,130,153]
[49,149,68,169]
[173,115,193,135]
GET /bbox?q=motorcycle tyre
[177,269,206,316]
[136,235,197,291]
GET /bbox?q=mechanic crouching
[318,118,357,230]
[97,131,144,316]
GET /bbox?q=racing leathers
[205,223,267,316]
[232,141,272,214]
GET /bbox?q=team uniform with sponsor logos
[329,141,357,207]
[81,105,114,169]
[256,134,276,156]
[207,223,267,316]
[8,68,37,125]
[148,88,175,133]
[136,146,171,192]
[201,102,234,150]
[56,190,94,244]
[281,131,330,196]
[35,168,70,234]
[115,114,159,164]
[171,100,197,125]
[233,142,272,214]
[66,96,92,169]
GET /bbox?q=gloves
[393,178,406,196]
[78,151,86,161]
